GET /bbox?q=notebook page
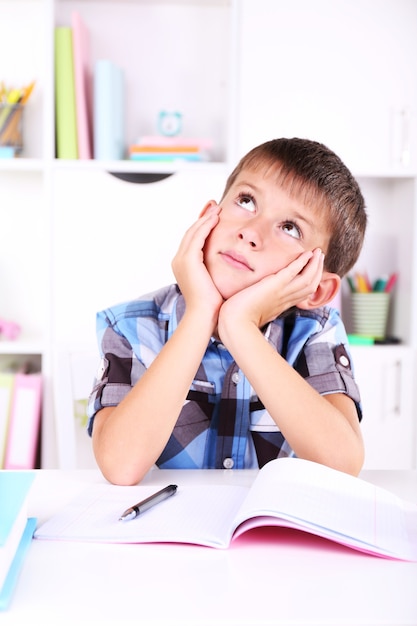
[35,483,249,549]
[232,458,417,560]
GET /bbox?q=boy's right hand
[172,205,223,323]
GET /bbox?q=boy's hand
[218,248,324,331]
[172,205,223,319]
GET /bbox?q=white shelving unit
[1,0,416,468]
[1,0,236,468]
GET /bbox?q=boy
[87,138,367,485]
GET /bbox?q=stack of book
[128,136,212,163]
[0,472,36,610]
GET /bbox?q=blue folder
[0,517,37,610]
[0,471,36,610]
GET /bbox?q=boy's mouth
[220,250,254,271]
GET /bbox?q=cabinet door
[237,0,417,173]
[351,346,415,469]
[51,168,226,345]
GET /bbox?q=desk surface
[3,467,417,625]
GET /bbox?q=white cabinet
[351,346,415,469]
[236,0,417,468]
[1,0,416,468]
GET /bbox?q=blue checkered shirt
[87,284,361,469]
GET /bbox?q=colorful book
[55,27,78,159]
[93,60,124,160]
[71,11,93,160]
[132,135,213,150]
[34,457,417,561]
[130,146,201,153]
[0,372,14,467]
[4,373,42,470]
[0,471,36,610]
[129,152,205,162]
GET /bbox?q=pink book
[4,373,42,470]
[135,136,213,150]
[71,11,93,159]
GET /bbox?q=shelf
[354,169,417,180]
[0,339,44,356]
[50,158,229,175]
[2,158,416,180]
[0,159,45,173]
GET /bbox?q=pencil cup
[350,292,390,338]
[0,104,24,156]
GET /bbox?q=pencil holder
[0,104,24,156]
[350,292,391,338]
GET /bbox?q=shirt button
[339,355,349,367]
[231,372,240,385]
[223,457,234,469]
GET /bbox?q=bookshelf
[1,0,416,469]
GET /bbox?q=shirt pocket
[249,396,280,433]
[185,379,216,405]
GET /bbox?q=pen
[119,484,178,522]
[384,272,398,293]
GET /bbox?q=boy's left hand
[218,248,324,331]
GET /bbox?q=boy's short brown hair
[222,138,367,277]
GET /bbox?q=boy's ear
[199,200,217,217]
[296,271,341,310]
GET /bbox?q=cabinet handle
[393,360,401,416]
[108,172,174,184]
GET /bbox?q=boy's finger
[183,212,220,250]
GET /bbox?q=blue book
[0,472,36,609]
[93,60,124,160]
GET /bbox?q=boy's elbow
[325,437,365,477]
[91,416,150,486]
[95,453,149,486]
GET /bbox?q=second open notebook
[34,457,417,560]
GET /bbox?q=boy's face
[202,167,332,300]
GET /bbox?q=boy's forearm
[93,308,217,485]
[218,317,364,476]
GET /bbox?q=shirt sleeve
[287,309,362,421]
[86,319,146,436]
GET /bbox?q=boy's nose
[237,221,264,248]
[238,232,257,247]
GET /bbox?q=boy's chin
[216,283,249,301]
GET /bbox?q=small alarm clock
[158,111,182,137]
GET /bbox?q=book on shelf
[131,136,213,150]
[3,372,42,471]
[55,26,78,159]
[129,152,207,163]
[0,471,36,610]
[34,457,417,561]
[93,59,124,160]
[0,372,14,467]
[71,11,93,160]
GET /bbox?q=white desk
[3,468,417,625]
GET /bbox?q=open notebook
[34,458,417,560]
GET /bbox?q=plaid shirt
[87,284,361,469]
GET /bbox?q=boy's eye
[236,193,256,212]
[281,221,302,239]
